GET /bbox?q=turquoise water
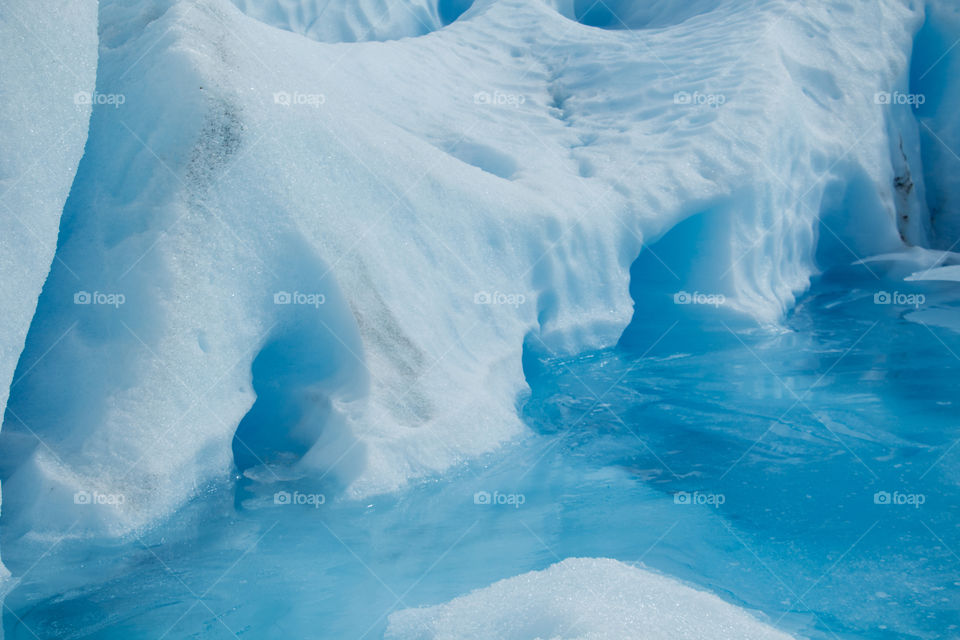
[3,261,959,639]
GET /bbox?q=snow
[906,264,960,282]
[0,0,97,444]
[0,0,98,573]
[385,557,795,640]
[0,0,949,541]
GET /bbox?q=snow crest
[386,557,795,640]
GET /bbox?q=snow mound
[386,557,795,640]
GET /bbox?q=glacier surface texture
[0,0,959,638]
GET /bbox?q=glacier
[0,0,99,586]
[0,0,97,422]
[1,0,959,637]
[1,0,942,537]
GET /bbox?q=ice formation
[228,0,475,42]
[386,557,795,639]
[0,0,98,570]
[0,0,97,452]
[1,0,956,547]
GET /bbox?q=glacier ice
[228,0,475,43]
[0,0,98,583]
[1,0,960,637]
[386,557,794,639]
[0,0,954,549]
[0,0,97,456]
[911,1,960,247]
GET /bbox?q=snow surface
[0,0,97,455]
[385,557,795,640]
[0,0,98,575]
[907,264,960,282]
[0,0,955,542]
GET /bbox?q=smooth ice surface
[0,0,97,439]
[385,557,794,640]
[2,0,944,544]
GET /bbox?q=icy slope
[0,0,936,539]
[386,557,795,640]
[911,0,960,248]
[0,0,98,442]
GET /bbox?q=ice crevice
[909,1,960,249]
[0,0,954,554]
[227,0,478,43]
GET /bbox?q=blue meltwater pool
[3,260,959,640]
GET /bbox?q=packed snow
[386,557,795,640]
[0,0,97,459]
[0,0,98,585]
